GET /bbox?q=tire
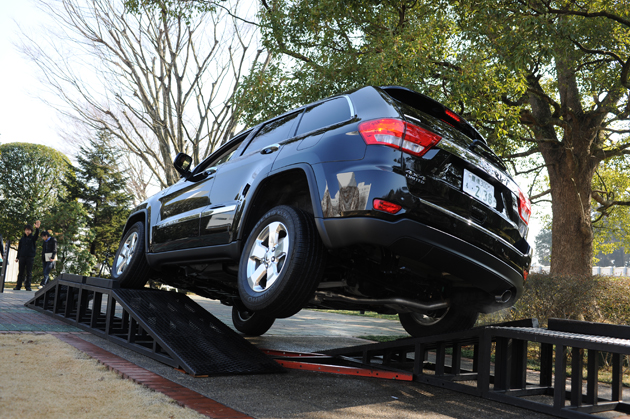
[111,221,152,289]
[231,305,275,336]
[398,306,479,338]
[238,205,325,318]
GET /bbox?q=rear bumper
[318,216,526,302]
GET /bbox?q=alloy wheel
[115,231,139,276]
[245,221,289,292]
[409,307,450,326]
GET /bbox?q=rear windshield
[383,86,507,170]
[382,87,485,144]
[395,100,476,149]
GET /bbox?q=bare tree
[124,155,155,205]
[20,0,265,188]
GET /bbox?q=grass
[0,335,206,419]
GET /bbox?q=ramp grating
[114,289,283,375]
[25,274,284,377]
[320,318,630,418]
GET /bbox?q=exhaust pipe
[315,291,449,312]
[495,290,512,304]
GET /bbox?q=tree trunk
[540,142,595,276]
[527,52,598,277]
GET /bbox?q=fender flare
[236,163,335,248]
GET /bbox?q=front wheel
[111,221,152,289]
[398,306,479,338]
[237,205,325,318]
[231,306,275,336]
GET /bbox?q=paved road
[189,294,408,338]
[1,289,556,419]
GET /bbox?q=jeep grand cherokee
[111,86,532,337]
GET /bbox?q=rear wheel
[111,221,152,289]
[398,306,479,337]
[231,306,275,336]
[238,205,325,318]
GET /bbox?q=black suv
[112,86,532,337]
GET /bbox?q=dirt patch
[0,334,206,419]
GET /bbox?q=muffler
[315,291,449,312]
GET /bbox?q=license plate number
[463,169,496,208]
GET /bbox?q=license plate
[463,169,496,208]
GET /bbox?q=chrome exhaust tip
[495,290,512,304]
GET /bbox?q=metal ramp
[25,273,284,377]
[313,318,630,418]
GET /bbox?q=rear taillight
[359,118,442,157]
[518,189,531,225]
[373,199,402,214]
[402,123,442,156]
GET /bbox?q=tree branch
[527,0,630,28]
[503,146,540,159]
[24,0,254,190]
[530,188,551,201]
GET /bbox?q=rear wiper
[468,140,507,171]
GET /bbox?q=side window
[296,98,352,136]
[210,142,241,167]
[245,112,301,152]
[195,130,250,173]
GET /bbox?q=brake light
[373,199,402,214]
[358,119,405,150]
[518,189,531,225]
[359,118,442,157]
[445,109,461,122]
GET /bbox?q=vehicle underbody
[150,241,514,319]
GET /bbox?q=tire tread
[399,308,479,338]
[238,205,325,318]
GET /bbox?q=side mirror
[173,153,193,179]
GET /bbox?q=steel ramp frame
[25,273,284,377]
[320,318,630,418]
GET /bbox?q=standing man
[39,230,57,288]
[0,234,4,272]
[14,220,40,291]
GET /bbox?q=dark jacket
[42,236,58,263]
[16,229,39,259]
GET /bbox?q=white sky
[0,0,74,154]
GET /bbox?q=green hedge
[484,273,630,327]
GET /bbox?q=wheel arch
[237,164,322,245]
